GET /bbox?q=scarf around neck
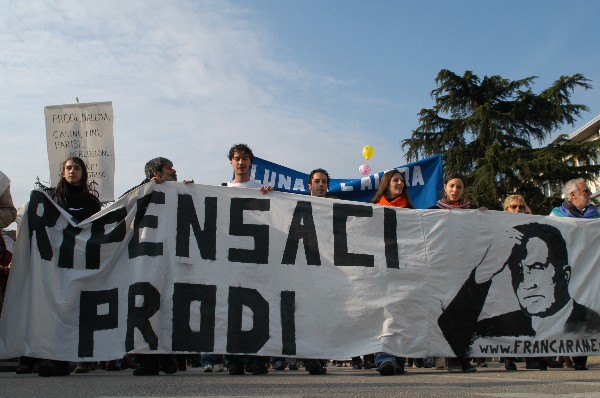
[435,198,472,209]
[377,195,409,208]
[559,201,600,218]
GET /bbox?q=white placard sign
[44,101,115,202]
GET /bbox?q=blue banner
[248,154,443,209]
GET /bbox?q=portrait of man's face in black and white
[506,224,571,318]
[438,222,600,359]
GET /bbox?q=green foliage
[402,69,599,214]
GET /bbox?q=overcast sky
[1,0,599,210]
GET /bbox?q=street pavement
[2,360,600,398]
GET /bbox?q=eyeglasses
[571,187,591,195]
[508,205,526,210]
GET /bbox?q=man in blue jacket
[550,178,599,219]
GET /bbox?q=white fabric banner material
[0,183,599,361]
[44,101,115,202]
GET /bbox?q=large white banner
[44,101,115,202]
[0,183,599,361]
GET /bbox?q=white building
[569,114,600,199]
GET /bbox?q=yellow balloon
[362,145,374,160]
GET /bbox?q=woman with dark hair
[51,157,101,223]
[16,157,101,377]
[429,172,477,373]
[55,157,101,375]
[371,170,414,209]
[369,170,413,376]
[429,172,473,210]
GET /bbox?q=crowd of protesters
[0,143,598,377]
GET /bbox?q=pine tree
[402,69,600,214]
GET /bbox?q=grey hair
[563,178,585,197]
[144,157,173,180]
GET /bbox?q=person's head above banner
[245,154,443,209]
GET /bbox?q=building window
[543,183,551,197]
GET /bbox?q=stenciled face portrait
[515,237,566,316]
[309,172,328,197]
[63,159,83,186]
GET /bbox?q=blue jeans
[375,352,406,369]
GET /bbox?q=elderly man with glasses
[550,178,599,219]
